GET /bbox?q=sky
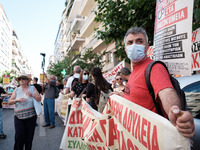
[0,0,66,78]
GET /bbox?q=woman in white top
[9,74,41,150]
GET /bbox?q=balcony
[79,0,96,17]
[80,11,101,37]
[71,35,85,50]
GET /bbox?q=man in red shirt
[123,27,194,138]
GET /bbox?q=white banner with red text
[192,28,200,71]
[60,95,190,150]
[103,60,125,83]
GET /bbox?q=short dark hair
[120,67,131,76]
[34,77,38,83]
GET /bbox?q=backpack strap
[145,61,169,116]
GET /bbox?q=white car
[176,74,200,150]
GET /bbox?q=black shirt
[72,82,87,97]
[0,87,6,108]
[33,84,42,94]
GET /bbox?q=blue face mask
[83,75,89,81]
[126,44,146,62]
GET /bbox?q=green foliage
[73,48,106,72]
[47,55,71,81]
[94,0,156,60]
[193,0,200,30]
[47,48,106,81]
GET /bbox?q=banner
[192,28,200,71]
[3,75,10,84]
[103,60,125,83]
[60,95,190,150]
[40,74,45,83]
[154,0,194,76]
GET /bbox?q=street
[0,109,65,150]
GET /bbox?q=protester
[123,27,194,138]
[65,66,81,94]
[119,67,131,84]
[43,73,57,129]
[56,80,64,92]
[8,74,41,149]
[70,70,89,98]
[0,86,6,139]
[63,78,67,89]
[90,67,113,113]
[113,73,125,92]
[32,77,42,94]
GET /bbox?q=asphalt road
[0,109,65,150]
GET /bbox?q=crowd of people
[0,26,195,149]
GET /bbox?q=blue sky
[0,0,66,78]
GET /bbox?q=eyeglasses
[18,77,28,81]
[83,73,89,75]
[116,78,122,81]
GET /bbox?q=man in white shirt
[65,66,81,94]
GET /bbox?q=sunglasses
[83,73,89,75]
[116,78,122,81]
[18,77,28,81]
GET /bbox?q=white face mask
[83,75,89,81]
[126,44,146,62]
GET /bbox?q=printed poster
[60,95,190,150]
[154,0,194,76]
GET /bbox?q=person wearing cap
[8,74,41,150]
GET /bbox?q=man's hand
[168,105,195,138]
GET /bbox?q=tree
[47,55,71,81]
[73,48,106,72]
[94,0,156,60]
[193,0,200,30]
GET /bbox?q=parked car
[176,74,200,150]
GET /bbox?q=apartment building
[54,0,126,73]
[0,4,32,77]
[0,4,12,75]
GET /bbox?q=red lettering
[73,127,78,137]
[132,111,137,137]
[69,111,75,124]
[76,110,82,124]
[135,115,141,142]
[121,132,127,150]
[83,117,91,132]
[192,30,198,43]
[108,119,117,146]
[123,107,128,130]
[141,118,148,148]
[147,121,151,150]
[127,110,133,132]
[127,139,135,150]
[192,53,200,68]
[93,129,103,143]
[99,120,106,137]
[152,125,159,150]
[67,127,73,137]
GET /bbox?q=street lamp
[40,53,46,74]
[40,53,46,94]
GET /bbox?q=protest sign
[154,0,194,76]
[3,75,10,84]
[103,60,125,83]
[192,28,200,71]
[60,95,190,150]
